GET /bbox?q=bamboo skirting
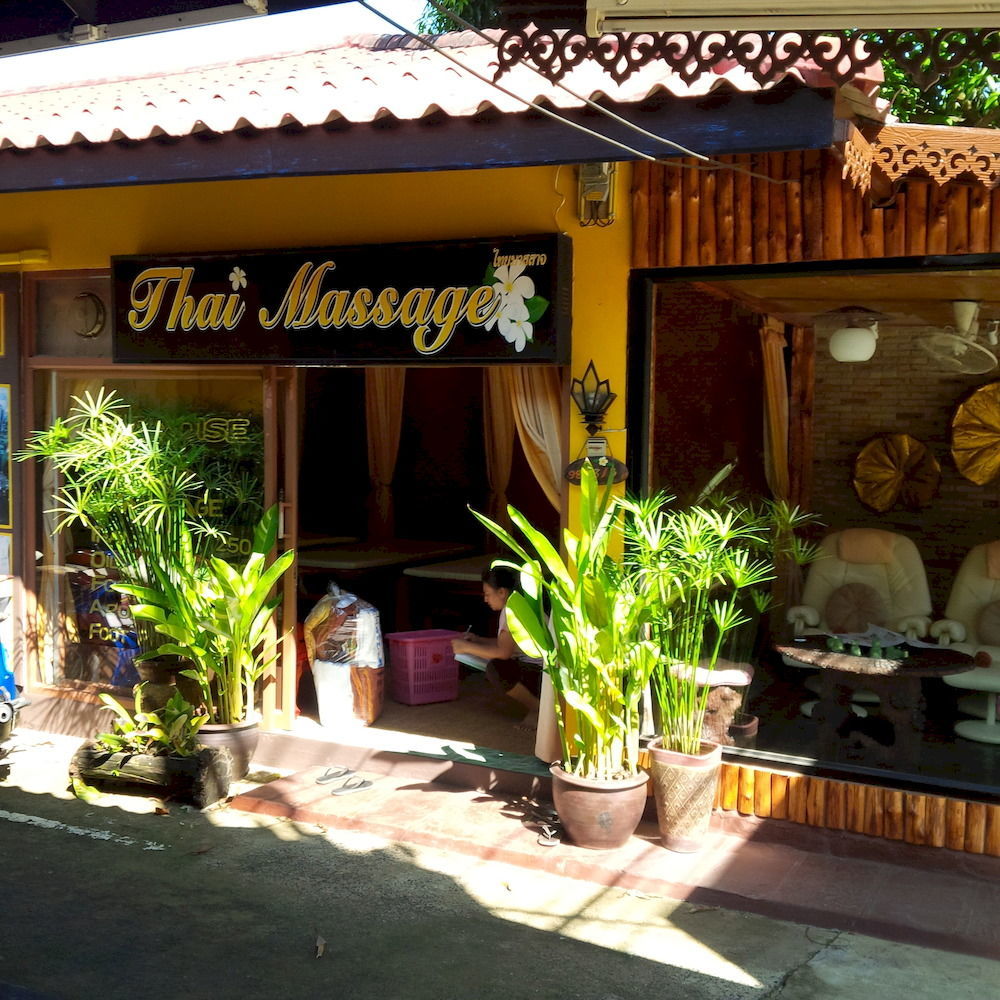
[712,762,1000,856]
[633,154,1000,270]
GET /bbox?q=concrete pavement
[0,725,997,999]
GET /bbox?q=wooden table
[398,554,495,631]
[776,638,981,766]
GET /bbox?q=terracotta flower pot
[646,739,722,853]
[728,712,758,749]
[549,764,650,850]
[196,718,260,779]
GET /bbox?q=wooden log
[802,149,823,260]
[631,162,651,268]
[769,151,788,262]
[752,152,771,264]
[904,793,927,846]
[965,801,987,854]
[665,163,684,267]
[985,803,1000,857]
[700,166,718,268]
[860,189,884,258]
[716,157,736,265]
[789,774,808,823]
[737,766,755,815]
[946,184,971,255]
[864,784,885,837]
[826,781,846,830]
[754,768,772,817]
[845,783,865,833]
[821,151,844,260]
[785,149,804,261]
[840,173,864,261]
[720,762,739,811]
[945,799,967,851]
[806,777,827,827]
[789,325,815,510]
[928,795,947,848]
[734,157,754,265]
[885,789,905,840]
[770,773,788,820]
[969,183,991,253]
[69,742,232,808]
[682,162,702,267]
[882,187,906,257]
[927,181,950,254]
[991,187,1000,252]
[906,180,929,255]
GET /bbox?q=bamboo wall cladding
[633,153,1000,269]
[715,763,1000,857]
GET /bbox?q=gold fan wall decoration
[852,433,941,512]
[952,381,1000,485]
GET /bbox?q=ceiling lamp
[826,306,884,363]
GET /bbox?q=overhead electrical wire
[361,0,789,184]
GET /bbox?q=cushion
[837,528,896,565]
[976,600,1000,646]
[825,582,887,634]
[986,541,1000,581]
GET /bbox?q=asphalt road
[1,730,997,1000]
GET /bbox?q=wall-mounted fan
[917,300,1000,375]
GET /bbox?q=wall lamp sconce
[578,162,616,227]
[565,360,628,485]
[824,306,885,363]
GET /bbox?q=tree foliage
[418,0,501,34]
[869,31,1000,128]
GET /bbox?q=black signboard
[112,234,571,365]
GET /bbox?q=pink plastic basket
[385,629,461,705]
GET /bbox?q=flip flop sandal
[315,766,355,785]
[331,775,374,796]
[537,823,561,847]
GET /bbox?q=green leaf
[483,264,496,285]
[523,295,549,323]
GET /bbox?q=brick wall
[811,318,1000,611]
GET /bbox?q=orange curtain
[482,368,516,545]
[502,366,563,511]
[364,368,406,540]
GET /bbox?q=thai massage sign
[112,234,571,364]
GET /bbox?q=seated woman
[450,566,542,730]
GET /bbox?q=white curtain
[482,368,516,542]
[364,368,406,540]
[502,366,563,511]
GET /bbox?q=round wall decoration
[851,433,941,512]
[952,381,1000,485]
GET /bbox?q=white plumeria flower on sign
[229,266,248,291]
[484,279,530,333]
[493,262,535,304]
[499,313,532,352]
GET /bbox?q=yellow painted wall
[1,161,632,514]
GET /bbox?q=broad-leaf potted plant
[69,689,233,807]
[120,505,294,776]
[473,462,658,850]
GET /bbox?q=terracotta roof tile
[0,29,877,152]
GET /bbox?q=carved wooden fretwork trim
[837,122,874,195]
[495,28,1000,89]
[863,123,1000,190]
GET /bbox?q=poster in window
[0,385,9,529]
